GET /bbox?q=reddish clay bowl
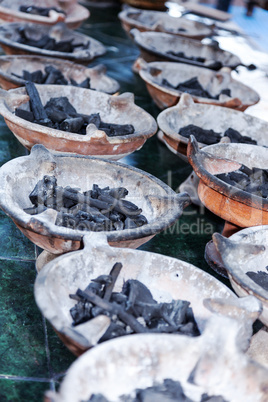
[0,86,156,159]
[0,22,105,64]
[34,232,236,355]
[118,8,213,40]
[157,93,268,160]
[0,0,89,29]
[187,137,268,228]
[213,227,268,326]
[121,0,166,10]
[0,55,120,93]
[131,29,241,69]
[0,145,190,254]
[139,61,260,110]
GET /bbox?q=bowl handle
[0,88,29,109]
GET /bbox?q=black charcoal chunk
[224,127,257,145]
[179,124,221,145]
[15,108,34,122]
[246,271,268,291]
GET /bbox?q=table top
[0,4,267,401]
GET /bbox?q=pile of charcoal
[166,51,223,70]
[15,82,134,136]
[216,165,268,198]
[12,65,91,87]
[16,26,88,53]
[179,125,257,145]
[89,379,227,402]
[19,5,65,17]
[246,268,268,291]
[162,76,231,100]
[24,176,148,232]
[70,262,200,341]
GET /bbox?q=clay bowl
[139,61,260,110]
[0,0,89,29]
[187,138,268,228]
[118,8,213,40]
[0,22,106,64]
[131,29,241,70]
[44,313,268,402]
[157,93,268,160]
[213,227,268,326]
[0,145,190,254]
[0,55,120,93]
[0,86,156,159]
[34,232,236,355]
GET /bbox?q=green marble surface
[0,4,260,401]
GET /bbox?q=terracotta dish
[0,0,89,29]
[0,22,106,64]
[34,232,236,355]
[187,138,268,228]
[131,29,241,70]
[0,55,119,93]
[0,145,190,253]
[213,227,268,326]
[157,94,268,160]
[139,61,260,110]
[0,86,157,159]
[45,312,268,402]
[118,7,213,39]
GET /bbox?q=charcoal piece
[44,65,64,84]
[246,271,268,291]
[15,108,34,122]
[88,394,109,402]
[60,116,85,133]
[124,217,138,229]
[103,262,123,301]
[54,39,74,53]
[107,187,128,199]
[19,6,65,17]
[166,50,206,65]
[21,69,34,81]
[206,61,223,70]
[162,76,213,99]
[201,395,228,402]
[99,122,135,137]
[62,186,79,208]
[122,279,156,305]
[135,378,194,402]
[133,214,148,227]
[25,81,50,124]
[219,88,231,97]
[70,300,93,325]
[28,70,44,84]
[45,107,68,124]
[179,124,221,145]
[23,205,47,215]
[44,96,78,117]
[29,175,57,206]
[224,127,257,145]
[74,77,91,89]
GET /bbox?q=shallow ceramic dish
[45,313,268,402]
[157,94,268,160]
[0,22,105,64]
[0,86,156,159]
[187,138,268,228]
[118,8,213,40]
[0,0,89,29]
[0,55,120,93]
[0,145,190,253]
[139,61,260,110]
[34,232,236,355]
[213,227,268,326]
[131,29,241,70]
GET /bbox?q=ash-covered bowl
[213,227,268,326]
[45,313,268,402]
[157,94,268,160]
[0,85,156,159]
[0,22,105,64]
[131,29,241,70]
[118,8,213,39]
[0,145,190,253]
[34,232,236,355]
[187,139,268,228]
[0,55,120,93]
[139,61,259,110]
[0,0,90,29]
